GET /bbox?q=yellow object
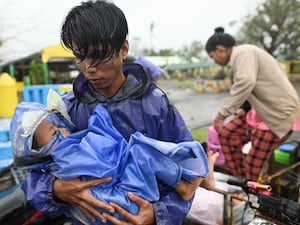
[16,81,24,92]
[0,73,18,117]
[58,85,72,94]
[41,44,74,63]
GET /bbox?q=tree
[29,60,44,85]
[237,0,300,58]
[176,41,204,62]
[157,49,175,56]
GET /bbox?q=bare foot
[207,150,219,170]
[200,151,219,190]
[175,151,220,200]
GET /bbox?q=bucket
[206,125,226,165]
[207,125,220,145]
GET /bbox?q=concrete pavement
[156,79,228,129]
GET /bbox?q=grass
[176,79,194,88]
[191,127,208,143]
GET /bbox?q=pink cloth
[246,108,269,130]
[292,115,300,131]
[247,108,300,131]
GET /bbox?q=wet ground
[156,79,228,129]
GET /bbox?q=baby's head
[33,118,70,149]
[10,94,75,168]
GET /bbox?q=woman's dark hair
[205,27,236,53]
[61,0,128,65]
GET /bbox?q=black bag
[258,194,300,225]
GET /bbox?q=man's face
[73,41,129,97]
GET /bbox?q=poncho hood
[10,89,75,168]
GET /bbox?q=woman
[205,27,300,181]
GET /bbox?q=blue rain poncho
[11,90,209,225]
[134,56,163,80]
[51,105,209,225]
[18,64,208,225]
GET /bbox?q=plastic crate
[0,130,10,142]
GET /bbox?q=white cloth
[22,89,71,137]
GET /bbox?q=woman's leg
[245,128,292,181]
[218,116,249,177]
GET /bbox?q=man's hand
[53,177,114,223]
[103,192,155,225]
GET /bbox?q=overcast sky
[0,0,262,62]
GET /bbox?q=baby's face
[33,120,70,148]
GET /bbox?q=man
[20,1,202,224]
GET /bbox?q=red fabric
[23,211,42,225]
[219,116,291,181]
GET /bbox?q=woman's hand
[234,108,246,118]
[213,112,225,133]
[103,193,155,225]
[213,117,223,133]
[53,177,114,223]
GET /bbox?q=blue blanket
[51,105,209,224]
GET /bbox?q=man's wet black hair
[61,0,128,65]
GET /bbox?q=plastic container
[0,73,18,117]
[206,124,226,165]
[23,84,72,105]
[274,143,298,165]
[274,148,291,165]
[0,141,12,160]
[23,85,56,105]
[0,130,10,142]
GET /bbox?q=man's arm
[103,193,156,225]
[103,190,193,225]
[22,170,114,222]
[21,171,67,217]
